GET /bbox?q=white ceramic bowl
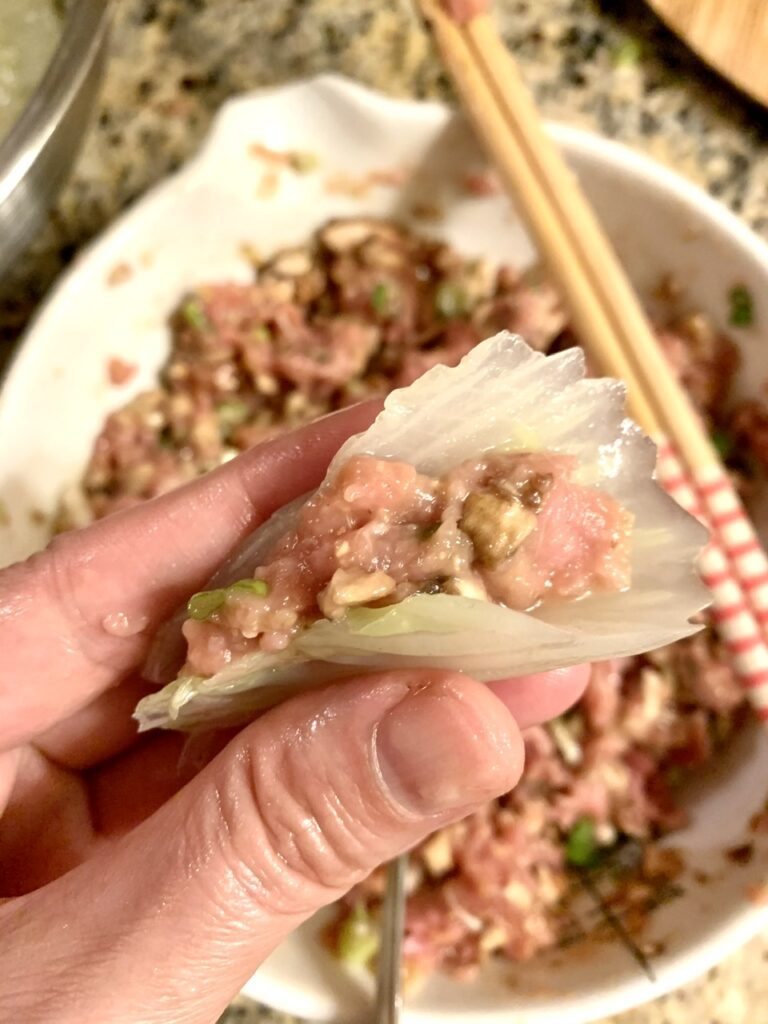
[1,75,768,1024]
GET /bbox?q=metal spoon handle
[374,854,408,1024]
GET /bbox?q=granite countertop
[5,1,768,1021]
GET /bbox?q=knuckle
[34,539,111,669]
[206,735,384,917]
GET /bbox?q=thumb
[4,671,523,1024]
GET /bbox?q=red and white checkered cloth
[656,439,768,721]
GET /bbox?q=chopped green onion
[613,36,642,67]
[216,400,251,431]
[290,150,319,174]
[729,285,754,327]
[710,428,734,460]
[336,903,380,966]
[371,282,394,316]
[566,817,598,868]
[230,578,270,596]
[252,324,271,342]
[343,379,367,399]
[434,281,468,318]
[187,588,227,620]
[180,298,209,332]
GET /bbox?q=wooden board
[647,0,768,108]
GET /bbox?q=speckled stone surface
[4,1,768,1021]
[4,0,768,363]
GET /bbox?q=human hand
[0,404,588,1024]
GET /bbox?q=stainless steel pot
[0,0,110,275]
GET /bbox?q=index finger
[0,402,378,749]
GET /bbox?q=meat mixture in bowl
[66,217,760,979]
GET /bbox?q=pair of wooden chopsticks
[416,0,768,720]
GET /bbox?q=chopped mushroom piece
[318,569,397,619]
[359,235,407,270]
[479,925,509,954]
[262,246,314,277]
[422,831,455,877]
[259,246,326,304]
[548,717,583,767]
[459,490,537,566]
[319,217,404,254]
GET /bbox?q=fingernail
[375,681,521,815]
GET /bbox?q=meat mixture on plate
[67,217,758,979]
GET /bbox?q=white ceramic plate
[2,75,768,1024]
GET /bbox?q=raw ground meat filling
[69,218,756,978]
[182,451,633,677]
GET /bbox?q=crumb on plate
[106,262,133,286]
[107,357,138,386]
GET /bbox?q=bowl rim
[0,0,110,208]
[549,118,768,271]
